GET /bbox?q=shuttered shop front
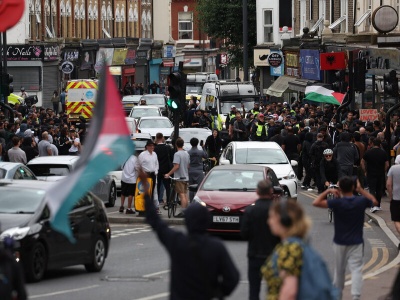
[42,62,60,108]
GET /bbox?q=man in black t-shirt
[361,138,389,212]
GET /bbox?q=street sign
[61,61,74,74]
[0,0,25,32]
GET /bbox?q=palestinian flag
[45,67,134,241]
[304,86,345,105]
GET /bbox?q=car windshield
[0,168,6,179]
[141,96,165,105]
[235,148,288,164]
[202,170,264,191]
[186,86,202,94]
[174,131,211,143]
[0,189,44,213]
[220,99,255,115]
[133,139,149,149]
[28,164,71,176]
[139,119,172,128]
[130,108,160,119]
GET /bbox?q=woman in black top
[57,128,71,155]
[204,129,222,163]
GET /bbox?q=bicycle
[203,157,217,175]
[166,176,185,218]
[327,183,339,223]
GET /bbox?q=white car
[27,156,117,207]
[128,105,162,122]
[219,141,298,200]
[137,116,174,139]
[0,162,37,180]
[168,128,212,151]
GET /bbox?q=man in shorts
[387,155,400,250]
[120,153,139,214]
[165,138,190,218]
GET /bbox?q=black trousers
[248,257,266,300]
[157,173,171,204]
[146,172,156,198]
[367,175,384,206]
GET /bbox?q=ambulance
[65,79,98,123]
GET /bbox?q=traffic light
[332,70,347,93]
[353,59,367,93]
[383,70,398,97]
[167,72,182,111]
[2,73,13,97]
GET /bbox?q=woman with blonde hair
[261,200,311,300]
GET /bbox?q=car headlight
[0,227,30,241]
[283,170,296,180]
[193,196,206,207]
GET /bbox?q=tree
[196,0,257,68]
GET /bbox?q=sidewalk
[342,196,400,300]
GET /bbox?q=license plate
[213,216,239,223]
[125,103,134,107]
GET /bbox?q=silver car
[27,156,117,207]
[0,162,37,180]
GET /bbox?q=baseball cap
[396,155,400,165]
[258,113,264,118]
[283,102,288,105]
[231,105,236,109]
[24,129,33,137]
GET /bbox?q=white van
[186,72,218,101]
[199,81,259,138]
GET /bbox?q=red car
[190,165,282,234]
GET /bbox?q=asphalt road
[26,191,397,300]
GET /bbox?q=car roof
[141,94,165,98]
[178,128,212,133]
[230,141,281,150]
[132,133,152,139]
[211,164,270,172]
[27,155,80,165]
[122,95,142,100]
[0,179,54,189]
[132,105,160,109]
[139,116,170,121]
[0,162,24,171]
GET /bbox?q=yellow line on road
[362,247,379,273]
[369,248,389,274]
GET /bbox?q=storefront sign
[95,48,114,72]
[61,61,74,74]
[162,58,174,67]
[112,48,128,65]
[152,49,162,59]
[63,49,79,62]
[125,48,136,65]
[270,51,284,76]
[359,109,379,121]
[183,58,203,67]
[109,66,121,76]
[163,45,176,58]
[268,52,283,67]
[285,52,299,77]
[136,50,149,60]
[122,66,135,76]
[80,51,95,70]
[7,45,44,61]
[254,49,270,66]
[300,49,320,80]
[44,45,60,61]
[160,67,170,75]
[320,52,346,70]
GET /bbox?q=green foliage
[196,0,257,68]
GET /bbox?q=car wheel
[26,242,47,282]
[85,236,106,272]
[284,187,297,202]
[106,183,116,207]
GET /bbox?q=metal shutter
[42,62,60,108]
[8,67,41,93]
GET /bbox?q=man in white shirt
[120,154,139,214]
[138,140,159,198]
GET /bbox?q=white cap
[231,105,236,108]
[283,102,288,105]
[395,155,400,165]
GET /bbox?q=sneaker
[376,206,382,211]
[370,206,379,213]
[307,188,314,192]
[119,206,124,213]
[126,208,135,215]
[175,212,184,218]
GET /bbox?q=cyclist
[320,148,342,189]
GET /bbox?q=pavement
[106,194,400,300]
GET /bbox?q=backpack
[274,237,338,300]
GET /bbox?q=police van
[186,72,218,101]
[199,80,259,139]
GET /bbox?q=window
[300,0,306,33]
[263,9,273,43]
[340,0,348,32]
[178,12,193,40]
[318,0,326,31]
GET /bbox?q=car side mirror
[188,184,198,192]
[290,160,298,167]
[273,186,283,195]
[220,159,230,165]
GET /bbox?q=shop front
[136,38,152,90]
[149,40,163,93]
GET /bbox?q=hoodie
[145,195,239,300]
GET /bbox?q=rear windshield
[28,164,71,177]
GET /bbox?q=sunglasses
[325,155,332,158]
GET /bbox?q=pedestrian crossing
[111,226,152,238]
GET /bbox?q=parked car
[219,141,298,200]
[137,116,174,139]
[139,94,168,116]
[0,162,37,180]
[189,165,282,234]
[128,105,162,122]
[109,133,153,190]
[27,156,117,207]
[122,95,142,115]
[0,180,111,282]
[168,128,212,150]
[125,117,138,136]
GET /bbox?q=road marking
[133,292,169,300]
[369,247,389,273]
[143,270,170,277]
[112,226,152,238]
[363,247,379,271]
[30,284,99,298]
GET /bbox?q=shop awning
[288,79,317,93]
[266,76,297,97]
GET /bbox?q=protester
[188,137,208,202]
[119,153,139,215]
[386,155,400,248]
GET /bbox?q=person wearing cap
[19,87,29,99]
[138,140,159,199]
[387,155,400,243]
[226,105,238,129]
[251,113,268,141]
